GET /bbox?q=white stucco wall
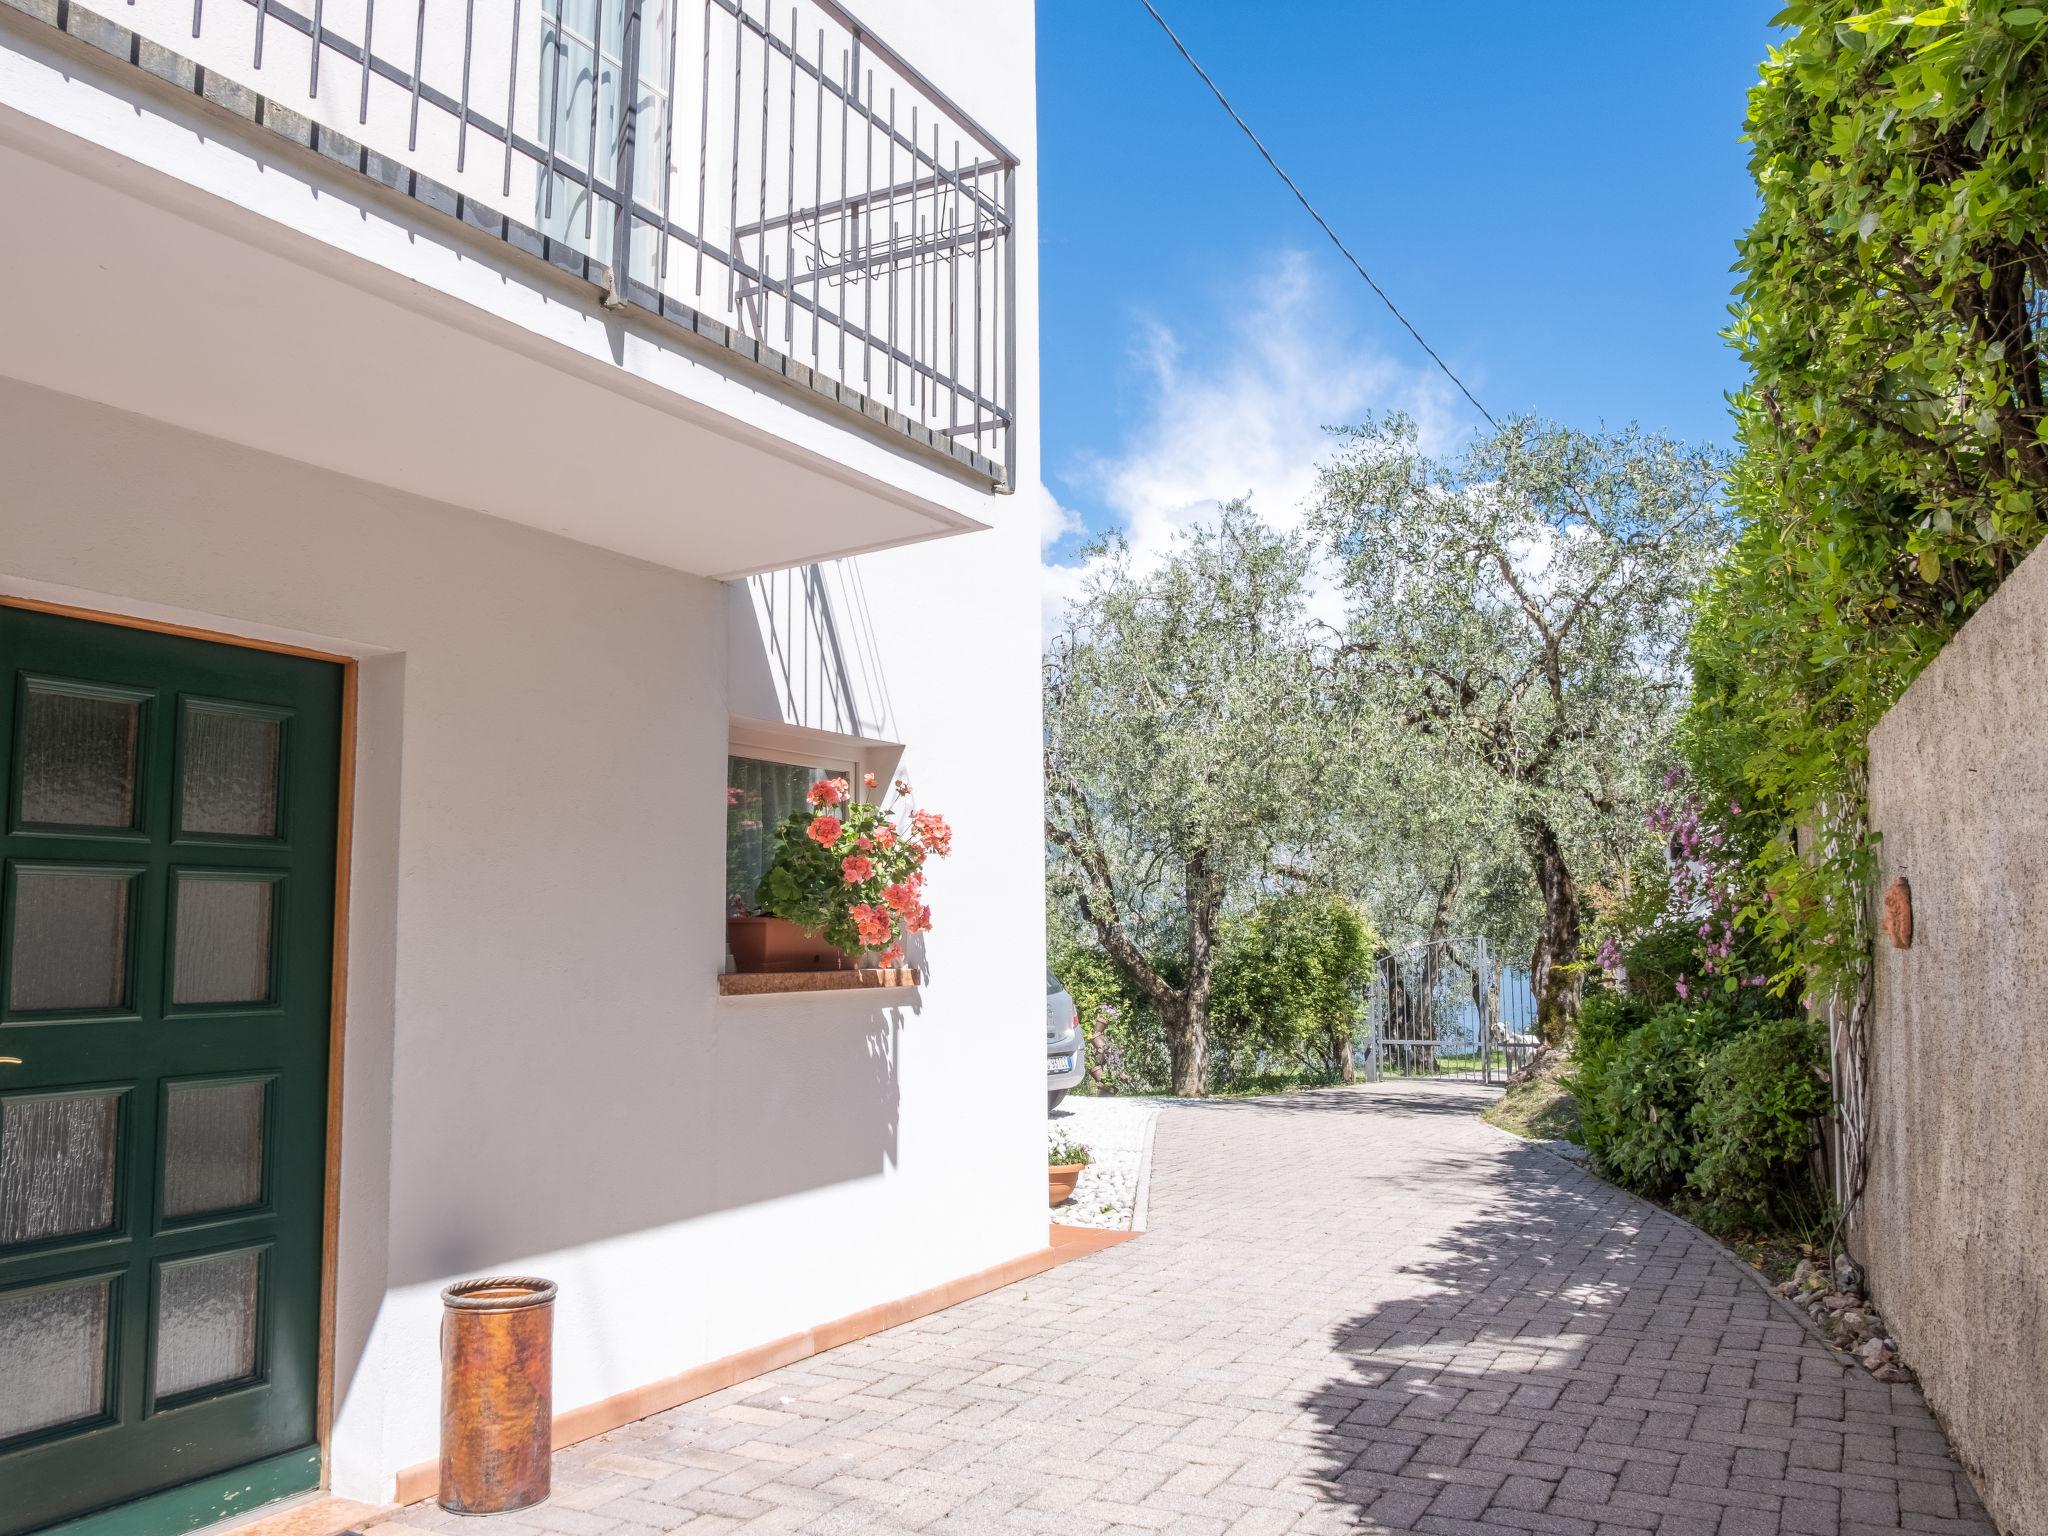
[0,371,1045,1500]
[0,0,1044,1502]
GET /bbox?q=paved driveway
[377,1082,1992,1535]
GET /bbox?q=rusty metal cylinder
[439,1276,557,1515]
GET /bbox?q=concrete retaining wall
[1862,540,2048,1536]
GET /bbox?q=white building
[0,0,1043,1528]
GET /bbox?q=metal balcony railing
[38,0,1018,481]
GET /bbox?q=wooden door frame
[0,595,358,1489]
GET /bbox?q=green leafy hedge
[1051,893,1377,1095]
[1574,1005,1743,1200]
[1697,2,2048,997]
[1570,997,1828,1230]
[1209,893,1377,1085]
[1689,1016,1831,1229]
[1048,938,1170,1094]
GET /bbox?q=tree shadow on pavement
[1157,1085,1498,1121]
[1299,1138,1987,1535]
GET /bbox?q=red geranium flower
[806,777,850,809]
[910,809,953,856]
[849,903,893,949]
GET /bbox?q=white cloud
[1040,251,1470,638]
[1033,481,1083,552]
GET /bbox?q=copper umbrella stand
[439,1276,558,1514]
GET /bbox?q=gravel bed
[1048,1094,1159,1230]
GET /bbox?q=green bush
[1696,2,2048,999]
[1566,990,1650,1156]
[1574,989,1650,1058]
[1209,892,1376,1089]
[1688,1016,1830,1229]
[1048,938,1169,1094]
[1573,1005,1742,1200]
[1619,920,1701,1006]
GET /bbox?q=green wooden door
[0,609,341,1536]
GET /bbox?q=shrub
[1689,1015,1830,1230]
[1574,1005,1742,1200]
[1049,938,1169,1094]
[1574,989,1650,1059]
[1209,893,1376,1088]
[1699,2,2048,999]
[1619,919,1701,1005]
[1566,990,1651,1157]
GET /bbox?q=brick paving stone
[368,1082,1994,1535]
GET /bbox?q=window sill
[717,968,922,997]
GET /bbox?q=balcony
[0,0,1019,575]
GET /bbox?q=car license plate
[1047,1055,1073,1074]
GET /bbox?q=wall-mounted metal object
[440,1276,558,1514]
[1882,877,1914,950]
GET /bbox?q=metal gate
[1365,937,1540,1086]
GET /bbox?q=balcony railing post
[1002,160,1018,486]
[607,0,647,306]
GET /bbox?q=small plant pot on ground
[1048,1129,1091,1208]
[1048,1162,1086,1207]
[726,914,849,973]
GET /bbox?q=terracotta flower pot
[726,915,850,974]
[1047,1162,1086,1208]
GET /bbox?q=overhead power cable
[1136,0,1502,432]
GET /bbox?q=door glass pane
[7,869,133,1013]
[19,687,140,829]
[0,1092,120,1247]
[172,878,275,1006]
[181,707,282,838]
[0,1278,110,1441]
[162,1081,267,1219]
[154,1249,260,1398]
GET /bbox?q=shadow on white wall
[730,561,897,739]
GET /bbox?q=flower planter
[1047,1162,1086,1208]
[745,775,951,976]
[726,915,850,974]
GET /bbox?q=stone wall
[1862,539,2048,1536]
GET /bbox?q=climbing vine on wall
[1696,0,2048,992]
[1695,1,2048,1207]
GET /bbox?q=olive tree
[1044,504,1338,1094]
[1312,416,1730,1040]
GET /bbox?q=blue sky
[1034,2,1780,575]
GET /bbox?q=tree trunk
[1161,850,1225,1097]
[1521,814,1582,1043]
[1160,998,1205,1096]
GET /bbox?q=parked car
[1047,971,1084,1110]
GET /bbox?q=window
[535,0,675,275]
[725,751,853,916]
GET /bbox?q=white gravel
[1048,1093,1159,1230]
